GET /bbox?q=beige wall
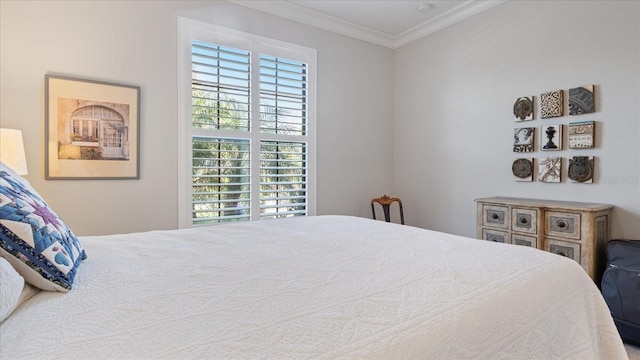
[393,0,640,239]
[0,0,394,235]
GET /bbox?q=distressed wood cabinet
[475,196,614,282]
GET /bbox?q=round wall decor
[512,158,533,179]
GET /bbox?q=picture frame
[45,75,140,179]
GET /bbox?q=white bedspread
[0,215,627,359]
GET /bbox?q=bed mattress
[0,215,627,359]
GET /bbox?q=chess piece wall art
[541,124,562,151]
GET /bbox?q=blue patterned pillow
[0,162,86,292]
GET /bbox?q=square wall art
[538,157,561,183]
[541,124,562,151]
[540,90,563,118]
[514,127,535,152]
[512,158,534,182]
[513,96,534,121]
[568,121,595,149]
[569,85,595,115]
[568,156,594,183]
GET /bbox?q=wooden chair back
[371,195,404,225]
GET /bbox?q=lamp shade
[0,128,28,175]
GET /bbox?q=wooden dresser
[475,196,614,282]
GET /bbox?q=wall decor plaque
[569,85,595,115]
[513,127,535,152]
[538,157,561,183]
[512,158,534,182]
[513,96,534,121]
[540,90,563,118]
[568,156,594,183]
[541,124,562,151]
[568,121,595,149]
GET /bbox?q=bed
[0,164,629,359]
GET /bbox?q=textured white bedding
[0,215,627,359]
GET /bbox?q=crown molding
[227,0,396,48]
[394,1,504,48]
[227,0,504,49]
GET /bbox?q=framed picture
[45,75,140,179]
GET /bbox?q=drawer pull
[491,213,499,220]
[518,217,529,225]
[556,220,567,229]
[555,249,567,257]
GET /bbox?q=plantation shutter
[187,36,311,225]
[191,41,250,131]
[259,141,307,218]
[258,55,308,218]
[259,55,307,135]
[192,137,251,224]
[191,41,251,224]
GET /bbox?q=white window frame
[177,17,317,228]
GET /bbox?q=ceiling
[228,0,504,49]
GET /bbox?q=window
[70,105,126,159]
[178,19,316,227]
[72,119,99,143]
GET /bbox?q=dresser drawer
[482,205,509,229]
[511,233,537,248]
[482,229,509,244]
[511,207,538,234]
[545,238,581,264]
[545,211,581,240]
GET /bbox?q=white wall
[2,1,638,239]
[393,1,640,239]
[0,0,394,235]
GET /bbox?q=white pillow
[0,256,25,322]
